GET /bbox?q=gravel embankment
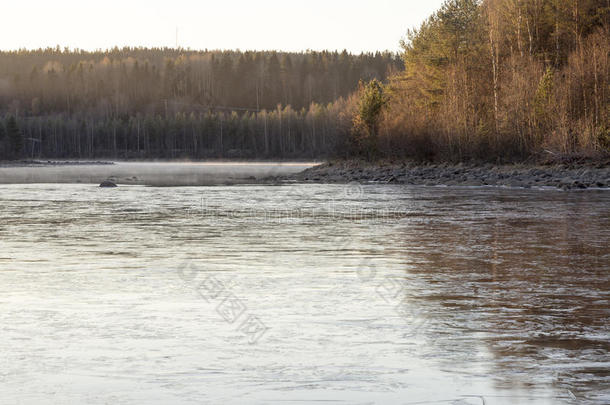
[282,160,610,190]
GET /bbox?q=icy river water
[0,164,608,404]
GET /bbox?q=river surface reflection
[0,182,608,404]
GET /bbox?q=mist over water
[0,162,316,186]
[1,173,608,404]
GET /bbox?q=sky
[0,0,445,53]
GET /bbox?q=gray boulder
[99,180,117,188]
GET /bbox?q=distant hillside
[0,48,402,115]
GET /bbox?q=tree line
[0,48,399,159]
[1,0,608,162]
[0,103,354,160]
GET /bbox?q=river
[0,166,608,404]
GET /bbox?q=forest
[0,0,608,161]
[0,48,399,159]
[381,0,610,161]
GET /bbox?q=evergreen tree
[353,79,387,159]
[0,122,6,159]
[6,116,23,158]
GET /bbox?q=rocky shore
[283,160,610,190]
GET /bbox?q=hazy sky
[1,0,445,53]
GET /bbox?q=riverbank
[2,159,608,189]
[282,160,610,190]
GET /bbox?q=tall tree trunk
[489,24,500,135]
[526,15,533,56]
[517,2,524,58]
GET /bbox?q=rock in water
[99,180,117,188]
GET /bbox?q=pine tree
[353,79,387,159]
[0,122,6,159]
[6,116,23,158]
